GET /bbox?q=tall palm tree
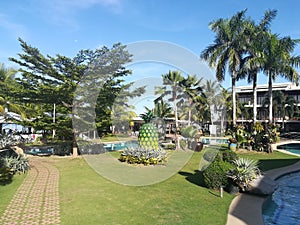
[155,70,184,150]
[0,97,6,116]
[201,10,248,126]
[203,80,222,125]
[220,87,232,119]
[219,87,232,133]
[272,91,297,129]
[260,34,300,123]
[238,10,277,124]
[0,64,27,132]
[0,63,17,115]
[153,98,172,118]
[179,75,204,126]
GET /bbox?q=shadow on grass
[258,158,300,172]
[179,170,223,197]
[178,170,206,187]
[178,158,300,187]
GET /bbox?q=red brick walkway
[0,158,60,225]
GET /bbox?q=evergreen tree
[9,38,144,143]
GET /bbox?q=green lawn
[236,150,300,171]
[0,173,26,215]
[0,149,299,225]
[96,134,136,143]
[55,151,234,225]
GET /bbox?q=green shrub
[0,155,30,175]
[0,167,14,185]
[218,149,238,163]
[227,158,260,191]
[119,147,167,165]
[163,143,175,150]
[0,154,30,185]
[203,160,234,189]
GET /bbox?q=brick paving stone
[0,157,60,225]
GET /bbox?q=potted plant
[228,138,237,151]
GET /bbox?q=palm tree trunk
[268,72,273,124]
[232,74,237,126]
[253,73,257,124]
[282,108,285,129]
[188,98,192,126]
[173,86,179,150]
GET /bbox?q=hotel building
[236,82,300,131]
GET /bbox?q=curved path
[0,157,60,225]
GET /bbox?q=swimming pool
[263,171,300,225]
[200,138,229,145]
[276,143,300,155]
[103,141,138,151]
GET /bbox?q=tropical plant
[259,34,300,123]
[238,102,252,121]
[138,111,159,150]
[155,70,185,150]
[201,10,249,126]
[153,98,172,118]
[180,126,198,139]
[119,146,167,165]
[0,127,30,185]
[218,149,238,163]
[218,87,232,132]
[229,125,248,149]
[0,133,28,149]
[227,158,260,191]
[272,91,297,129]
[202,80,222,125]
[0,155,30,175]
[238,9,278,123]
[0,64,27,131]
[180,125,199,150]
[179,75,205,126]
[250,122,277,152]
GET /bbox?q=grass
[55,151,234,225]
[236,149,300,171]
[0,148,299,225]
[0,173,26,215]
[98,134,136,143]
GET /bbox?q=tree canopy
[9,38,145,140]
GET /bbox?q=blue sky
[1,0,300,90]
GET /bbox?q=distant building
[236,82,300,131]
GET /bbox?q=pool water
[263,171,300,225]
[277,143,300,155]
[201,138,229,145]
[103,141,138,151]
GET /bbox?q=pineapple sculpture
[138,111,159,150]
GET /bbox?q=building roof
[0,112,23,124]
[236,82,300,93]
